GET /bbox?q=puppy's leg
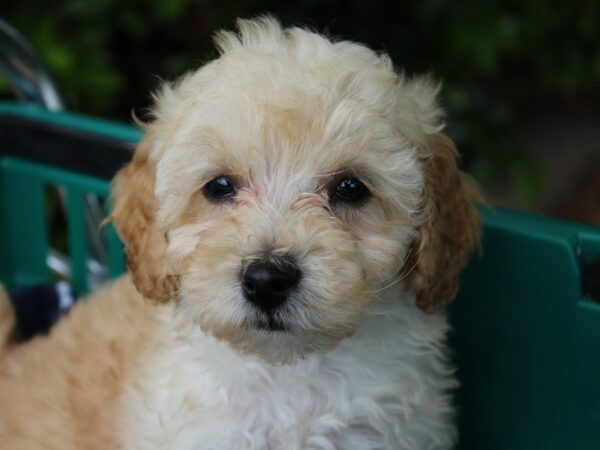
[0,283,16,351]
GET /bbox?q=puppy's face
[112,18,480,363]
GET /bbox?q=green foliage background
[2,0,600,204]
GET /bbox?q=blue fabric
[8,282,77,341]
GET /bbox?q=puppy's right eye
[204,176,236,200]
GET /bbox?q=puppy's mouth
[252,315,290,333]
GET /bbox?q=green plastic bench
[1,102,599,449]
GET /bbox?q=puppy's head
[111,18,480,363]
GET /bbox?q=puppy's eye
[204,176,236,200]
[334,177,370,203]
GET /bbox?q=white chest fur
[121,290,457,450]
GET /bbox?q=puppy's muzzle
[242,257,301,312]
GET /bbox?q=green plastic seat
[1,102,599,449]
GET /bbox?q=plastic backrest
[0,103,138,292]
[451,207,600,449]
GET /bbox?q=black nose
[242,259,301,311]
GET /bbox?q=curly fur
[0,17,480,449]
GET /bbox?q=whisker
[159,287,181,303]
[372,247,419,293]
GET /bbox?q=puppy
[0,17,480,450]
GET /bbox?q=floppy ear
[0,283,16,350]
[412,133,481,313]
[110,140,178,303]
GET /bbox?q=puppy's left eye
[334,177,370,203]
[204,176,236,200]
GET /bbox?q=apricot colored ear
[110,141,178,303]
[412,133,481,313]
[0,283,16,349]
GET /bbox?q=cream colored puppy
[0,17,480,450]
